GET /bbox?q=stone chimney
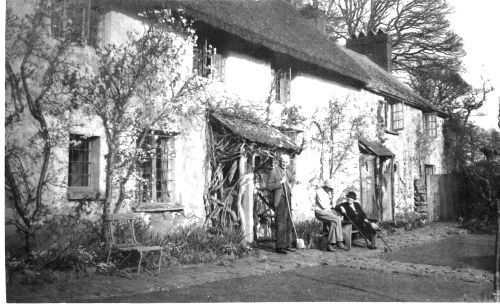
[346,29,392,73]
[299,0,327,35]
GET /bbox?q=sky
[447,0,500,130]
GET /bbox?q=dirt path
[6,222,495,302]
[81,265,491,302]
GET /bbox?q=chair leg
[137,251,143,276]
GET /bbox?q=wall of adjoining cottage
[382,106,446,215]
[205,47,447,223]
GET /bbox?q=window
[138,132,176,205]
[193,39,225,81]
[68,134,100,199]
[423,113,437,137]
[274,67,292,103]
[424,164,435,187]
[51,0,99,46]
[389,102,404,131]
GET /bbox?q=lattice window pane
[139,133,175,204]
[391,103,404,131]
[424,113,437,137]
[69,134,91,186]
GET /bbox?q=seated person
[335,191,379,250]
[314,179,348,251]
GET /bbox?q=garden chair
[105,213,164,276]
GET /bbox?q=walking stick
[283,182,305,249]
[341,210,392,252]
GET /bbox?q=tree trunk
[102,152,115,246]
[494,198,500,300]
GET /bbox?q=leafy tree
[63,9,210,243]
[5,0,76,252]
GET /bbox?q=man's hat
[323,179,334,190]
[346,191,357,200]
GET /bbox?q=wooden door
[359,154,377,219]
[379,157,394,221]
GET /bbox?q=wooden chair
[105,213,164,276]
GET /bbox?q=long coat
[267,166,294,249]
[266,166,294,208]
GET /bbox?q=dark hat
[346,191,357,200]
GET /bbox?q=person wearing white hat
[314,179,348,251]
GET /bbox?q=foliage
[63,9,211,242]
[394,211,426,230]
[294,219,324,249]
[456,160,500,234]
[310,96,366,181]
[137,224,252,267]
[5,0,79,252]
[6,216,105,285]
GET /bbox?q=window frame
[137,131,176,206]
[423,112,437,137]
[50,0,99,46]
[193,39,225,81]
[274,67,292,104]
[390,102,404,131]
[67,133,100,200]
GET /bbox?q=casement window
[193,39,225,81]
[138,132,176,205]
[68,133,100,199]
[387,102,404,131]
[51,0,99,46]
[274,67,292,103]
[423,113,437,137]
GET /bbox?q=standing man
[267,154,294,254]
[314,179,349,251]
[336,191,379,249]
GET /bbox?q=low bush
[394,211,427,230]
[294,219,323,249]
[137,223,252,268]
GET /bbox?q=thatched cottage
[5,0,447,246]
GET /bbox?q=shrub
[394,211,426,230]
[294,219,323,249]
[135,223,252,267]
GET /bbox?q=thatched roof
[101,0,444,116]
[101,0,369,84]
[359,138,394,157]
[210,112,300,152]
[344,48,447,117]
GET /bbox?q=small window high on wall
[424,113,437,137]
[383,100,404,133]
[51,0,99,46]
[193,39,225,81]
[391,102,404,131]
[274,67,292,103]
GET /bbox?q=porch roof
[359,138,394,157]
[210,112,300,152]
